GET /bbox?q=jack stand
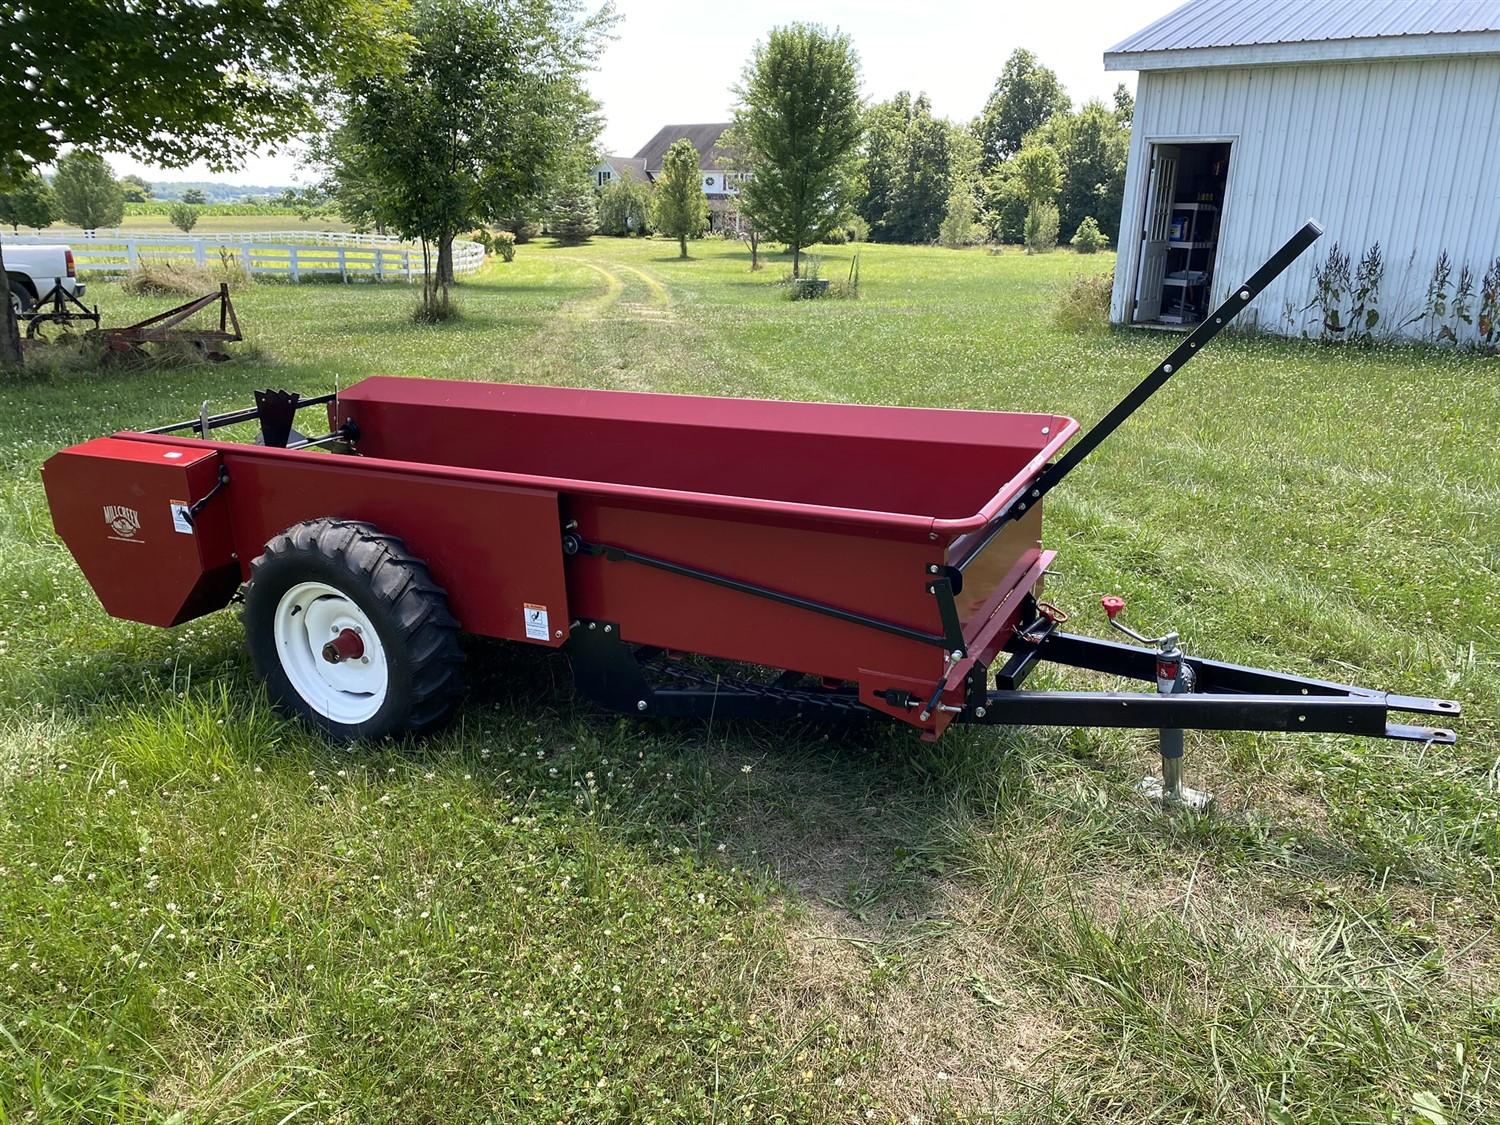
[1137,726,1214,811]
[1101,596,1214,812]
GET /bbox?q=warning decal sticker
[169,501,194,535]
[523,603,551,641]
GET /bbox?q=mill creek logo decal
[104,504,142,541]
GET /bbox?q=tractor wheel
[9,280,35,316]
[242,519,464,740]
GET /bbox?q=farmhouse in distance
[594,123,744,230]
[1106,0,1500,342]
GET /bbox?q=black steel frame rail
[144,391,337,436]
[955,219,1325,572]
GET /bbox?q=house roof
[601,155,648,180]
[632,123,734,170]
[1106,0,1500,71]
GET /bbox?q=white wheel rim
[272,581,388,725]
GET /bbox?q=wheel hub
[322,627,365,664]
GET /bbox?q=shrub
[494,230,516,263]
[846,215,869,242]
[169,202,199,233]
[1024,202,1059,254]
[597,178,652,237]
[1055,269,1114,332]
[548,181,598,244]
[496,212,542,243]
[939,181,976,248]
[822,227,847,245]
[1070,215,1107,254]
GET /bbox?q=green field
[41,211,356,235]
[2,237,1496,1123]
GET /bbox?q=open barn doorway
[1132,141,1231,327]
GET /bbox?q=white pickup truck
[4,244,85,314]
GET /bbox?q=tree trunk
[0,241,22,370]
[750,229,760,271]
[678,233,687,259]
[437,236,454,286]
[792,244,801,279]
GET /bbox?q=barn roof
[632,124,734,170]
[1106,0,1500,71]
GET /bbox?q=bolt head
[554,629,563,639]
[918,710,931,721]
[604,624,613,634]
[1163,363,1173,373]
[974,706,987,718]
[636,699,647,711]
[951,649,964,661]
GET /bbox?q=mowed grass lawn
[1,237,1497,1123]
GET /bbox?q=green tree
[181,188,208,205]
[1112,83,1134,127]
[326,0,611,315]
[978,164,1028,244]
[597,177,651,236]
[53,151,125,230]
[858,92,962,244]
[975,49,1070,171]
[1013,143,1062,205]
[548,176,598,243]
[169,202,200,232]
[0,173,57,233]
[733,23,863,277]
[1028,100,1131,242]
[938,180,975,248]
[651,138,708,257]
[120,174,153,202]
[2,0,405,366]
[1025,201,1059,254]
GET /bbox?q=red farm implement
[41,222,1458,807]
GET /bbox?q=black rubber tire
[242,518,464,740]
[9,280,35,316]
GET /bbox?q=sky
[105,0,1184,187]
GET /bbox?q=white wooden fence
[3,231,486,282]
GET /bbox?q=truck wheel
[242,519,463,740]
[8,280,34,316]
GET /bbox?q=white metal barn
[1105,0,1500,342]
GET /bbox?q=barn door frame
[1127,134,1240,323]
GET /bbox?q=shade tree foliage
[318,0,612,315]
[52,151,125,230]
[733,23,863,277]
[651,138,708,257]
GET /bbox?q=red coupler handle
[1101,595,1126,620]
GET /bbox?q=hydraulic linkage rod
[955,219,1324,572]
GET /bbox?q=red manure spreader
[42,223,1458,807]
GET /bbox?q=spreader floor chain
[40,219,1460,803]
